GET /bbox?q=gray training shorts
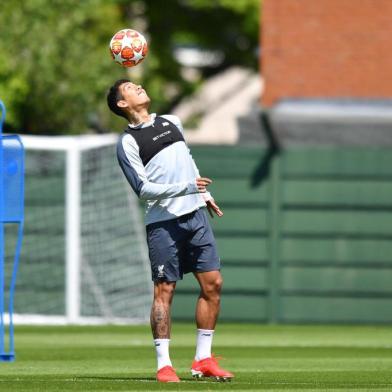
[146,208,220,282]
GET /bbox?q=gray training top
[117,113,212,225]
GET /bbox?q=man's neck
[129,110,150,126]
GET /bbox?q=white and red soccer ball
[109,29,148,67]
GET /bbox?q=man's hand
[196,177,212,193]
[206,199,224,218]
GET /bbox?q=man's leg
[194,270,222,330]
[191,270,233,380]
[151,281,175,339]
[151,281,180,382]
[193,270,222,361]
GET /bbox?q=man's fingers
[211,203,223,217]
[215,208,224,217]
[196,177,212,186]
[207,204,214,218]
[196,177,212,192]
[207,200,224,217]
[214,207,224,217]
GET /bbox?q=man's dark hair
[107,79,130,119]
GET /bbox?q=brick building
[261,0,392,107]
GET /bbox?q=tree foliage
[0,0,125,134]
[0,0,260,134]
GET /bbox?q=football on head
[109,29,148,68]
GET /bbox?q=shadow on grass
[75,376,213,384]
[76,376,156,382]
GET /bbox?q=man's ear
[117,100,128,109]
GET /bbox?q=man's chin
[137,98,151,110]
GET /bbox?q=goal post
[13,134,152,325]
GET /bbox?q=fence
[172,145,392,323]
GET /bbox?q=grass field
[1,323,392,391]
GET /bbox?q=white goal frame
[16,134,152,325]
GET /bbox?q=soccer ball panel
[121,46,134,60]
[111,41,122,55]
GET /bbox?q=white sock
[154,339,172,370]
[195,329,214,361]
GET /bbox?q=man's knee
[201,274,223,299]
[153,281,176,305]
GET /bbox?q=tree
[0,0,260,134]
[0,0,125,134]
[143,0,260,111]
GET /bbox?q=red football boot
[191,355,234,381]
[156,365,180,382]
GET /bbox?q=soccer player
[107,79,234,382]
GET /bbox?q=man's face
[117,82,150,111]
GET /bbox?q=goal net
[5,134,152,324]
